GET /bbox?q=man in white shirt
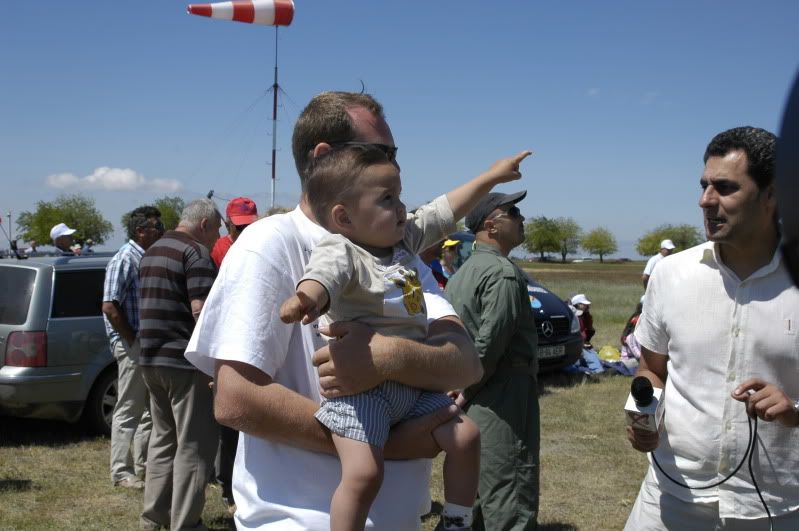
[625,126,799,530]
[641,239,675,289]
[185,92,483,530]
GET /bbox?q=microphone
[624,376,665,433]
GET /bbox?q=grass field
[0,261,649,531]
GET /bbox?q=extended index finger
[514,150,533,164]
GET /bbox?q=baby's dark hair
[306,144,393,229]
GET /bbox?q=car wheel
[82,368,118,437]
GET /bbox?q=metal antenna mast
[269,27,279,210]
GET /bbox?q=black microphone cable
[650,414,774,530]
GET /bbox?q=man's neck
[717,230,779,280]
[299,195,320,225]
[475,234,509,257]
[174,224,201,242]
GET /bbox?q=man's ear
[313,143,332,159]
[200,217,209,231]
[765,184,776,201]
[330,204,351,232]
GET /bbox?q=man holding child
[185,92,485,530]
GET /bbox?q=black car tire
[82,367,118,437]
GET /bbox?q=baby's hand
[279,291,321,325]
[485,150,532,184]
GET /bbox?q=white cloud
[587,88,600,98]
[46,167,182,192]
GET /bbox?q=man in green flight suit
[445,190,539,531]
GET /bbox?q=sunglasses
[139,220,165,232]
[329,141,398,163]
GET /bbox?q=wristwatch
[794,398,799,416]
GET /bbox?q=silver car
[0,255,116,435]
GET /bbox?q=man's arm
[214,359,333,453]
[626,346,668,452]
[190,298,205,322]
[313,315,483,399]
[463,273,521,394]
[213,358,460,459]
[642,274,650,289]
[101,301,136,345]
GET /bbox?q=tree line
[14,194,187,247]
[523,216,702,262]
[13,194,703,260]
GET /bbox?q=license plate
[538,345,565,359]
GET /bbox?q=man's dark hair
[291,91,384,189]
[305,145,392,230]
[703,126,777,189]
[126,206,162,240]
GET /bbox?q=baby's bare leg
[330,434,384,531]
[432,412,480,508]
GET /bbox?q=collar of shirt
[472,242,503,256]
[701,240,782,282]
[127,239,145,256]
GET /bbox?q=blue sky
[2,1,797,257]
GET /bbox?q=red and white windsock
[187,0,294,26]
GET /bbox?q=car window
[51,270,105,318]
[0,267,37,324]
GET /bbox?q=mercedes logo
[541,321,554,337]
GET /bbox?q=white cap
[571,293,591,306]
[660,239,676,250]
[50,223,77,241]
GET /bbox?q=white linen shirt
[186,205,457,530]
[635,241,799,518]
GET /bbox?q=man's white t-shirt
[186,205,457,530]
[642,252,664,277]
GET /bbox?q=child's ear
[330,204,351,232]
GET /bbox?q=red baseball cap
[227,197,258,225]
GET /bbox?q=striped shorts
[315,380,454,448]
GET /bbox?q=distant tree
[636,224,703,256]
[554,217,582,263]
[17,194,113,246]
[581,227,618,263]
[524,216,560,260]
[152,196,185,231]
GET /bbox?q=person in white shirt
[185,91,483,531]
[641,239,675,289]
[625,126,799,530]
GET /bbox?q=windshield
[0,267,37,324]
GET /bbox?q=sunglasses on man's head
[328,142,398,163]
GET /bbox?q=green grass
[0,262,648,531]
[0,422,234,531]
